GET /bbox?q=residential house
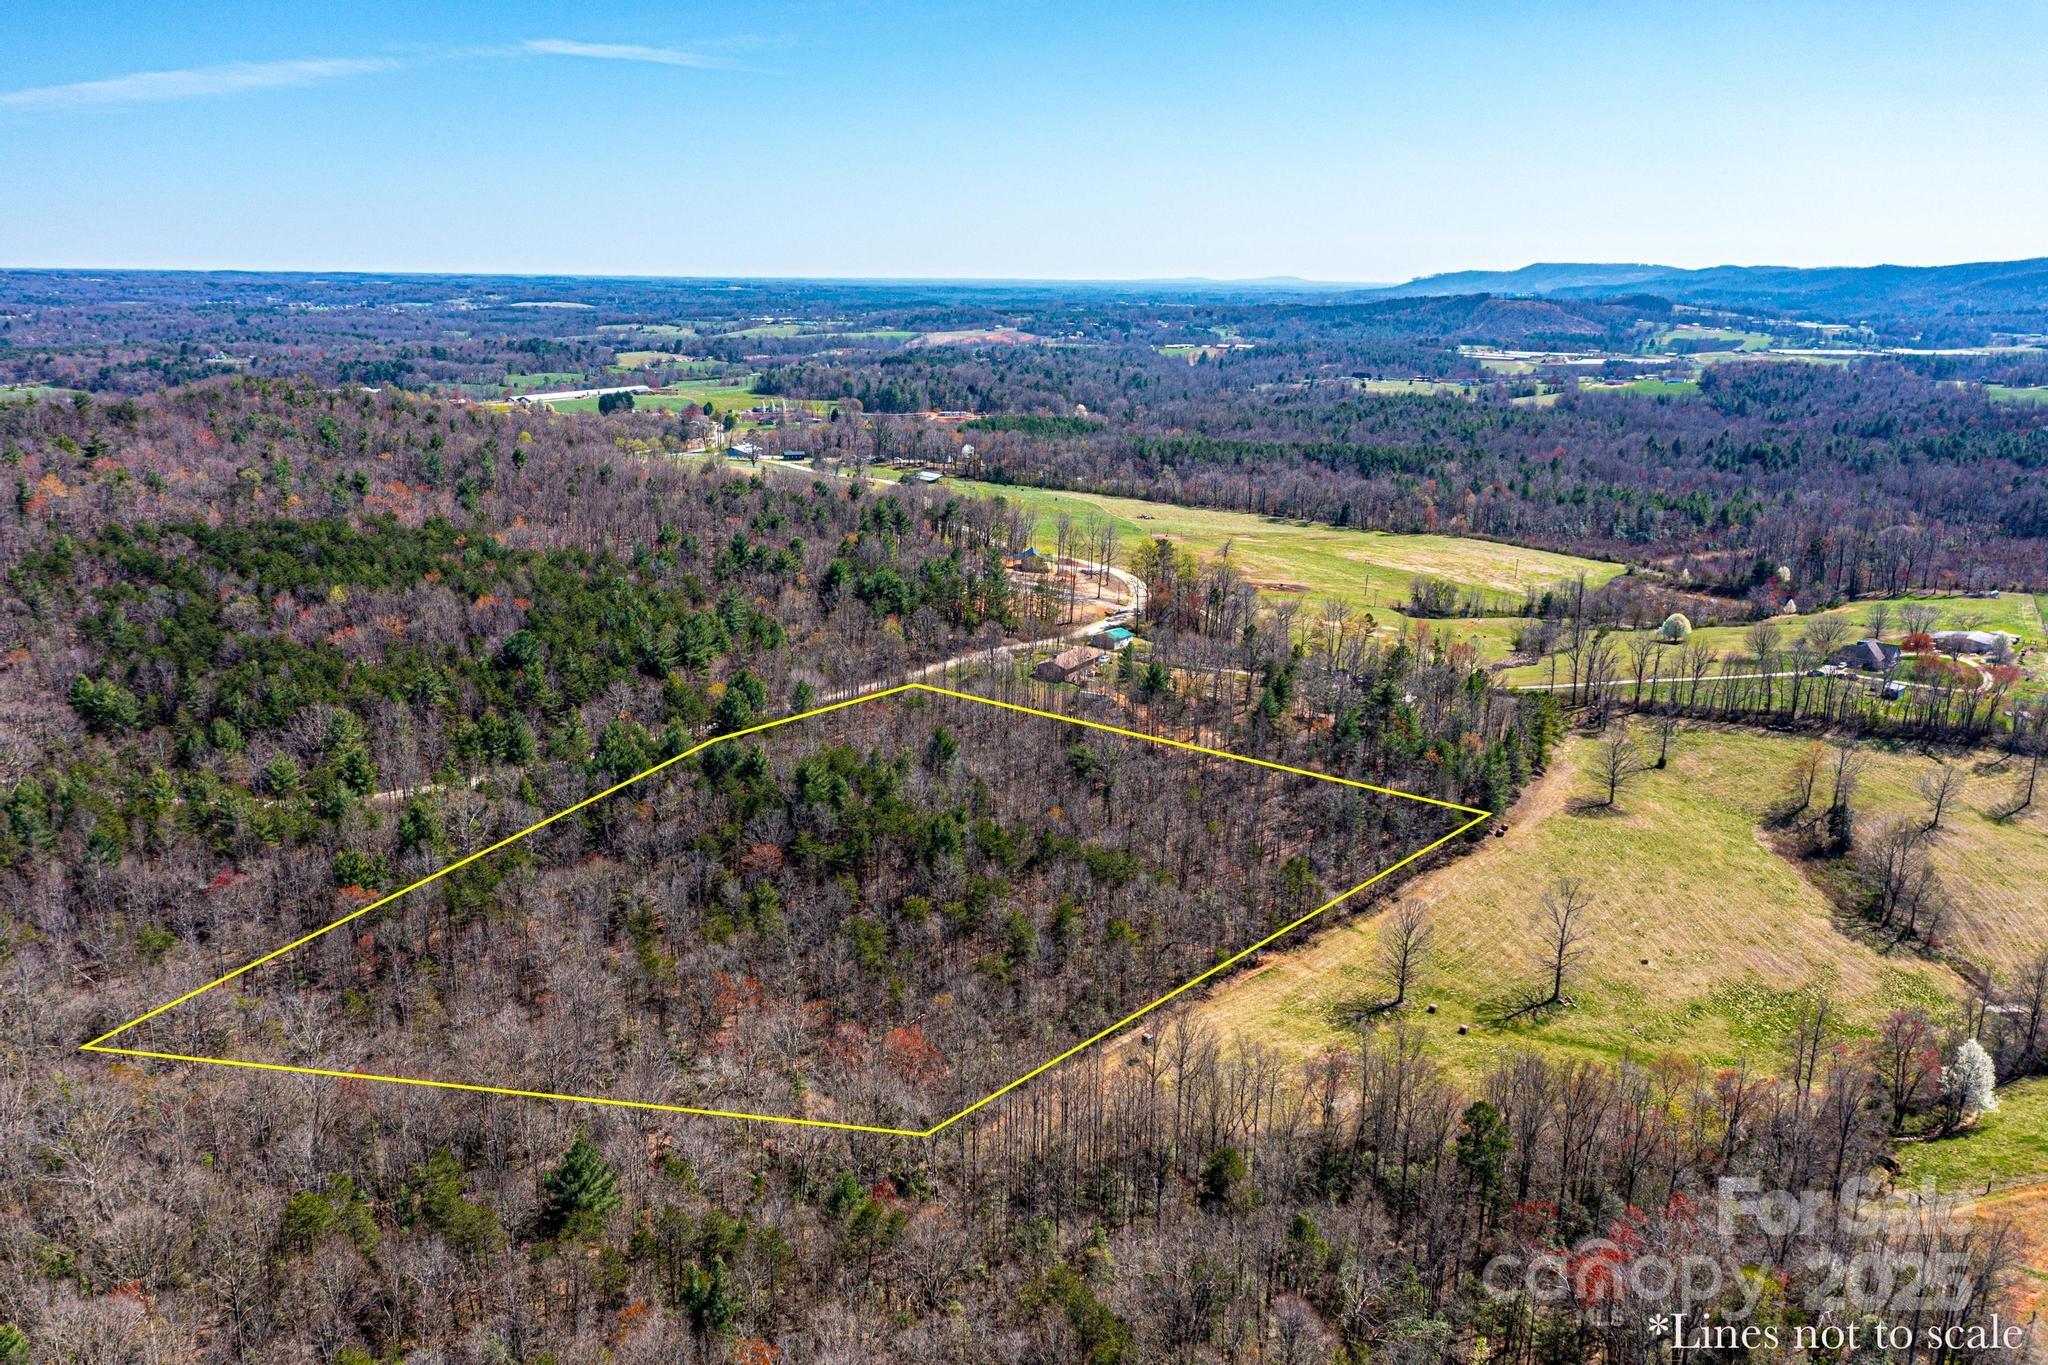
[1830,639,1902,671]
[1033,646,1106,684]
[1932,630,2015,655]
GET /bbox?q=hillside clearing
[931,478,1620,660]
[1174,723,2047,1077]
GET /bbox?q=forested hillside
[0,288,2040,1361]
[767,356,2048,593]
[8,0,2047,1336]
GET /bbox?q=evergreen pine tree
[542,1134,622,1240]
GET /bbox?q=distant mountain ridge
[1372,263,1676,298]
[1369,257,2048,327]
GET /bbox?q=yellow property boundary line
[83,681,1489,1138]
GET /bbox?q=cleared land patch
[1580,377,1701,398]
[1174,723,2033,1077]
[1988,384,2048,406]
[1352,377,1473,397]
[502,371,582,391]
[934,478,1620,661]
[1652,325,1774,351]
[1495,590,2045,689]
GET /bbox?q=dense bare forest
[118,687,1469,1132]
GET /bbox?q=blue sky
[1,0,2042,280]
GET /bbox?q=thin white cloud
[0,56,405,112]
[0,39,735,116]
[521,38,730,69]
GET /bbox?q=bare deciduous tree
[1823,736,1868,852]
[1534,877,1593,1008]
[1993,710,2047,820]
[1377,899,1435,1008]
[1654,714,1682,769]
[1775,741,1826,824]
[1589,726,1651,808]
[1802,615,1852,657]
[1916,761,1966,831]
[1743,619,1782,665]
[1900,603,1942,636]
[1680,639,1717,711]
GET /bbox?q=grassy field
[1896,1079,2048,1194]
[1696,349,1854,368]
[1652,326,1773,351]
[1968,1183,2048,1313]
[1496,591,2047,688]
[719,322,805,338]
[595,323,699,339]
[546,379,772,416]
[1176,722,2048,1079]
[1581,378,1701,398]
[0,384,76,402]
[1988,384,2048,406]
[502,371,583,390]
[931,478,1619,657]
[1354,377,1473,397]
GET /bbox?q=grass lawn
[1177,722,2048,1079]
[1895,1078,2048,1196]
[0,384,76,402]
[1987,385,2048,406]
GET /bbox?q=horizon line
[3,253,2045,290]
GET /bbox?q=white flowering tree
[1940,1038,1999,1127]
